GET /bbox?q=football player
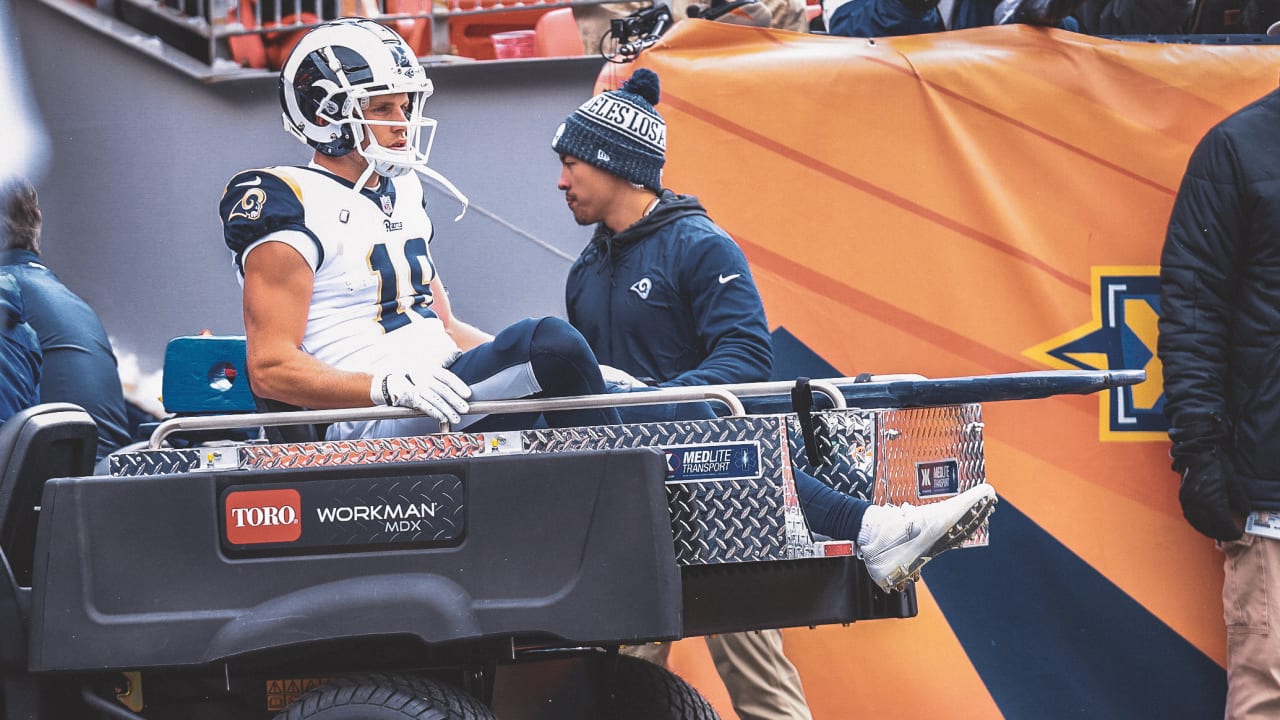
[221,18,618,440]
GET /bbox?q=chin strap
[354,162,378,195]
[353,161,471,222]
[414,164,470,222]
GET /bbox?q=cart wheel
[274,672,493,720]
[601,654,720,720]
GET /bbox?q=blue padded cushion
[162,336,256,414]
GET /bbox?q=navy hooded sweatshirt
[565,191,772,387]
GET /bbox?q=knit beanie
[552,68,666,192]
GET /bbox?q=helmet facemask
[324,81,438,185]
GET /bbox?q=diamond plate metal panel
[521,418,780,454]
[667,478,787,564]
[876,404,989,546]
[238,435,488,469]
[109,448,206,476]
[110,436,492,476]
[788,410,877,501]
[522,417,799,565]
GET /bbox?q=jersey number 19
[367,238,435,332]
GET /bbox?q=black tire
[600,654,721,720]
[273,672,494,720]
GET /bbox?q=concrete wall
[12,0,606,392]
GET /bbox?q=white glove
[372,366,472,425]
[599,364,645,391]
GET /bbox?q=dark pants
[451,317,622,431]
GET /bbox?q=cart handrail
[145,369,1145,449]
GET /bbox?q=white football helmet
[279,18,467,214]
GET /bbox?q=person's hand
[599,364,645,391]
[372,365,471,425]
[1178,448,1248,542]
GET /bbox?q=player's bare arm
[242,241,376,409]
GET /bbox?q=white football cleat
[859,484,998,593]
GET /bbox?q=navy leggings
[450,317,621,430]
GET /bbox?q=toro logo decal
[225,488,302,545]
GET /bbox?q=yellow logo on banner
[1024,266,1166,442]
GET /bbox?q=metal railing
[192,0,626,57]
[44,0,1280,83]
[145,369,1146,449]
[47,0,626,81]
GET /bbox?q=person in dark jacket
[564,187,772,394]
[1158,87,1280,719]
[554,68,998,720]
[1,179,129,460]
[1074,0,1195,34]
[0,272,40,424]
[822,0,1080,38]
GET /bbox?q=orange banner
[603,22,1280,718]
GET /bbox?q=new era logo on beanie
[552,68,666,192]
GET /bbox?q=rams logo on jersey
[1024,266,1166,441]
[228,188,267,222]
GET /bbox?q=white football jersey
[221,164,459,378]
